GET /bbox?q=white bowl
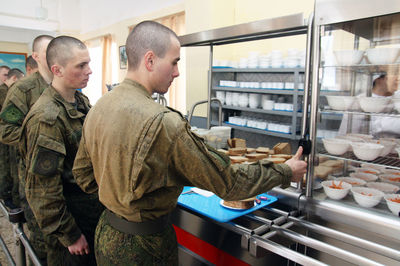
[336,177,366,186]
[366,48,400,65]
[347,133,373,140]
[351,142,384,161]
[392,98,400,113]
[367,182,400,194]
[354,167,380,175]
[325,96,356,111]
[322,180,352,200]
[359,97,392,113]
[384,194,400,216]
[381,168,400,175]
[350,172,379,182]
[351,187,384,208]
[322,138,351,155]
[360,163,386,172]
[334,50,364,66]
[379,174,400,185]
[367,139,397,156]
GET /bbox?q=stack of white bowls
[238,93,249,107]
[270,50,283,68]
[231,92,240,107]
[259,54,270,68]
[249,93,261,108]
[215,91,225,104]
[247,52,259,68]
[225,92,233,106]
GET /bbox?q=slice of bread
[228,147,247,156]
[273,142,291,155]
[256,147,270,154]
[229,156,249,164]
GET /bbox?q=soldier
[73,21,307,265]
[26,55,38,76]
[0,65,10,85]
[20,36,103,266]
[0,35,54,265]
[0,68,24,209]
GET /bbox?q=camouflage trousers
[19,161,47,265]
[44,190,104,266]
[0,143,19,207]
[95,211,178,266]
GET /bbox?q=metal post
[307,11,321,197]
[13,223,26,266]
[207,45,214,129]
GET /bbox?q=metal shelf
[321,110,400,118]
[213,86,304,95]
[212,67,305,73]
[320,63,400,74]
[318,149,400,170]
[210,121,301,139]
[212,104,303,117]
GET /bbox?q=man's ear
[32,52,39,62]
[51,64,62,77]
[144,51,155,71]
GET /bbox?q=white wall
[79,0,183,34]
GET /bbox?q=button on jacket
[21,85,91,247]
[73,79,292,222]
[0,71,48,145]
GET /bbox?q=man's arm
[24,120,82,247]
[0,86,29,145]
[72,126,98,193]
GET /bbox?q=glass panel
[314,13,400,216]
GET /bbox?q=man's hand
[285,146,308,182]
[68,234,89,255]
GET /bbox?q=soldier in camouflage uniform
[0,68,25,208]
[73,21,307,265]
[0,35,54,265]
[21,36,103,266]
[0,66,11,206]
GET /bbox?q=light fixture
[35,0,48,20]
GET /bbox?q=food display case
[172,2,400,265]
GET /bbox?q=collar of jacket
[46,85,85,119]
[121,78,152,99]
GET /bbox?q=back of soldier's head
[26,55,38,70]
[32,35,54,53]
[0,65,10,72]
[46,36,87,71]
[7,68,24,80]
[126,21,179,70]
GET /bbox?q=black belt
[105,209,170,236]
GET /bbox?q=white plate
[219,200,256,210]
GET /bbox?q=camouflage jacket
[21,85,91,247]
[0,71,49,145]
[0,84,8,109]
[73,79,292,222]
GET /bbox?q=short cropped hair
[32,35,54,52]
[0,65,10,71]
[26,55,38,69]
[126,21,179,70]
[46,36,87,71]
[7,68,24,79]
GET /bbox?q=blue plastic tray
[177,186,278,223]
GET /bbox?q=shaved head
[126,21,179,70]
[32,35,54,53]
[7,68,24,80]
[46,36,87,70]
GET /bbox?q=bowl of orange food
[351,187,384,208]
[336,177,366,187]
[366,182,400,194]
[384,194,400,216]
[321,180,352,200]
[379,174,400,185]
[350,172,378,182]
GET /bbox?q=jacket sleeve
[0,86,29,145]
[73,126,98,193]
[168,120,292,201]
[24,120,82,247]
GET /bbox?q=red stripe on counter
[173,225,250,266]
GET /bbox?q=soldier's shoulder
[29,98,61,126]
[12,73,42,93]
